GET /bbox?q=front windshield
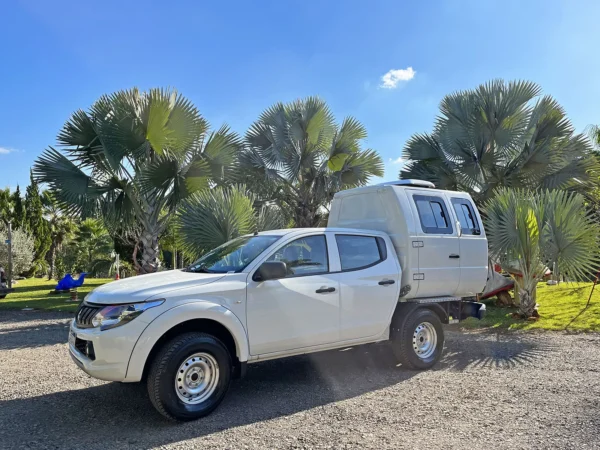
[186,235,281,274]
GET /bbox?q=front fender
[124,301,249,382]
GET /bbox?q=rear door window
[451,198,481,235]
[413,195,453,234]
[335,235,386,271]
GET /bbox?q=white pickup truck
[69,180,488,421]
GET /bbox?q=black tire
[147,332,232,421]
[392,308,444,370]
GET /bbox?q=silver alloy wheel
[412,322,437,359]
[175,352,220,404]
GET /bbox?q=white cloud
[0,147,19,155]
[380,67,416,89]
[388,157,405,165]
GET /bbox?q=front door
[409,190,461,297]
[246,234,340,355]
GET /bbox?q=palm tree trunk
[295,198,319,228]
[48,243,56,280]
[132,241,141,274]
[140,230,160,274]
[518,279,538,317]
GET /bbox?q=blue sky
[1,0,599,189]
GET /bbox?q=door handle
[378,280,395,286]
[449,254,460,259]
[316,287,336,294]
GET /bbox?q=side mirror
[253,261,287,282]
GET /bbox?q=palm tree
[177,185,285,257]
[33,88,241,273]
[485,188,600,317]
[238,97,384,227]
[586,124,600,149]
[71,218,113,273]
[42,192,76,280]
[400,80,599,205]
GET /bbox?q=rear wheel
[392,308,444,370]
[147,332,232,421]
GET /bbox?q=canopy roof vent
[377,179,435,188]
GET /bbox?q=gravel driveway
[0,311,599,450]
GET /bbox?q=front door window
[266,235,329,276]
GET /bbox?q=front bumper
[68,319,143,382]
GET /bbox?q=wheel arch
[421,303,448,324]
[390,302,448,340]
[125,302,249,382]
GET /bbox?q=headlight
[91,300,165,331]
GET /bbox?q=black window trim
[413,194,454,235]
[334,234,388,273]
[450,197,481,236]
[255,233,331,280]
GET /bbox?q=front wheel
[392,308,444,370]
[147,332,232,421]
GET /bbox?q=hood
[85,270,226,305]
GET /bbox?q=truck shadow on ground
[0,331,554,448]
[439,330,557,371]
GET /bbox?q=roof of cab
[255,227,388,237]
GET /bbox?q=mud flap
[459,301,486,320]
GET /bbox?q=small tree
[485,189,600,317]
[70,218,114,275]
[0,228,35,277]
[177,185,285,257]
[42,191,77,280]
[0,188,13,226]
[11,186,26,231]
[25,173,51,273]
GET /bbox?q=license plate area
[68,331,77,348]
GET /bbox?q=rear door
[329,233,401,340]
[450,196,488,296]
[409,190,460,297]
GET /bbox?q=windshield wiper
[185,264,215,274]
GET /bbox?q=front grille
[75,303,102,328]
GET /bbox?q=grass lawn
[2,278,600,332]
[463,282,600,332]
[0,277,113,312]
